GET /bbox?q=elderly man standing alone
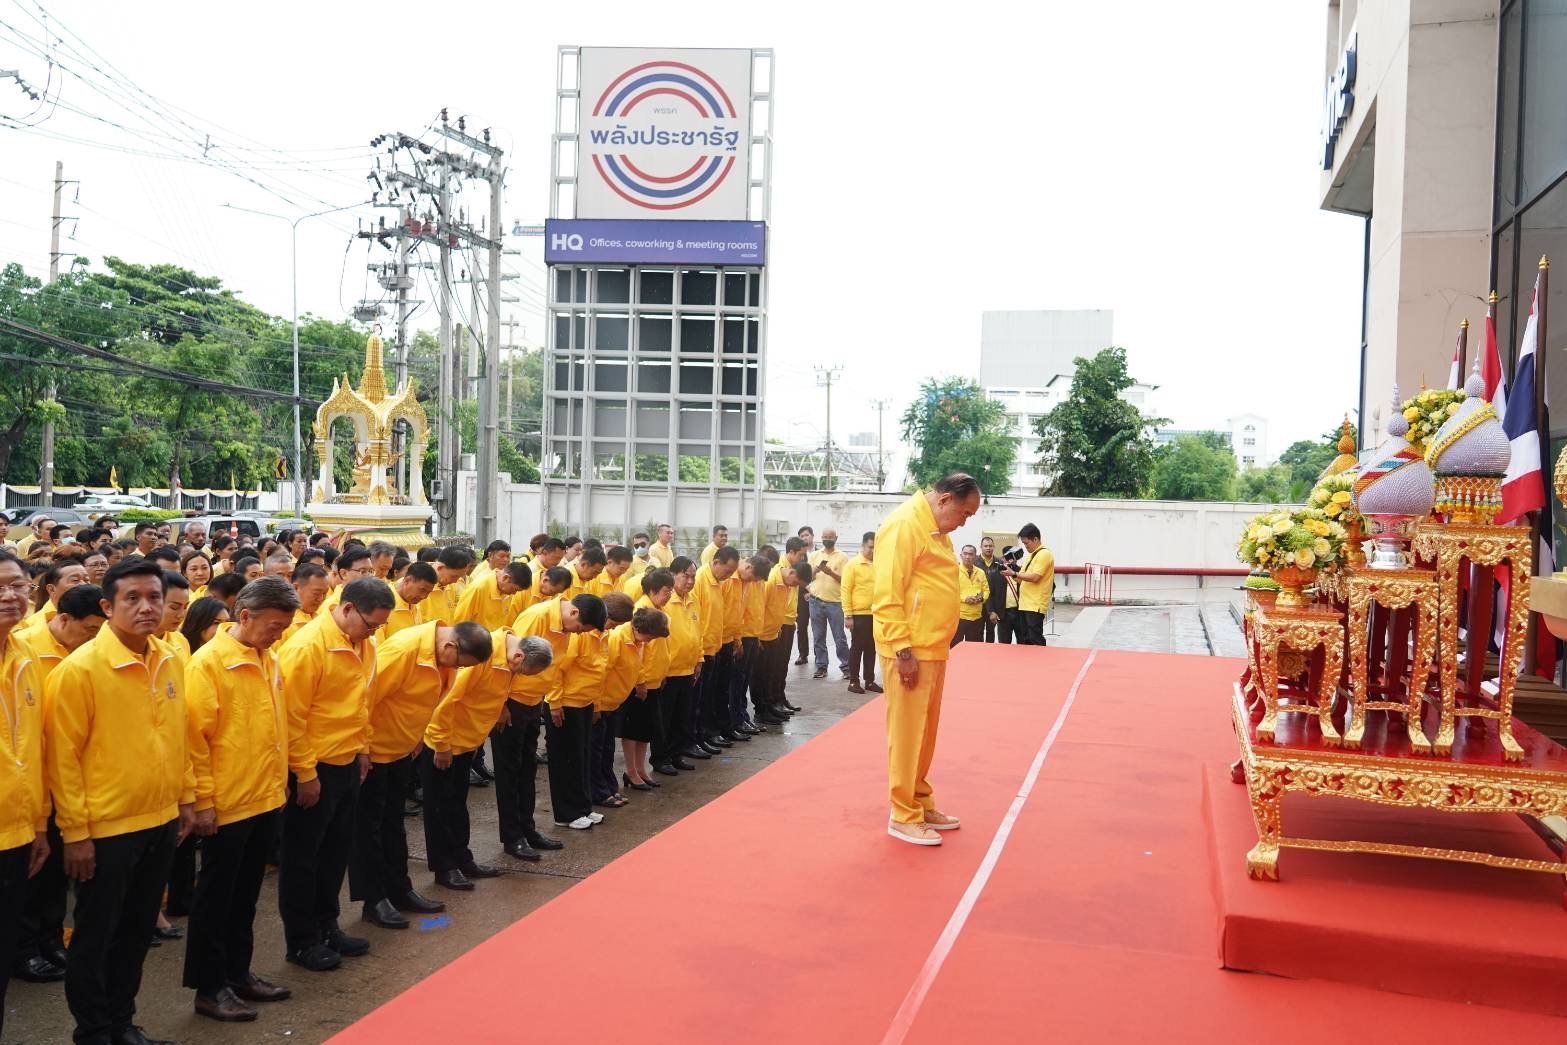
[873,473,981,847]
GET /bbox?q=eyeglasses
[0,582,29,599]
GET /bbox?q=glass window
[679,316,715,354]
[723,272,748,307]
[595,268,630,304]
[637,315,673,353]
[1518,176,1567,435]
[594,315,629,353]
[1495,221,1516,363]
[594,363,627,393]
[638,362,672,394]
[679,363,713,395]
[681,269,717,306]
[554,267,573,304]
[639,270,674,305]
[721,317,749,356]
[1521,0,1567,204]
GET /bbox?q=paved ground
[4,659,875,1045]
[1055,600,1246,656]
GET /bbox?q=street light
[222,200,366,515]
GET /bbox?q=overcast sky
[0,1,1364,472]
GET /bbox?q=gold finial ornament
[1322,415,1359,478]
[1489,290,1499,305]
[1541,254,1550,271]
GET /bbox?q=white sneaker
[586,812,605,824]
[566,816,594,830]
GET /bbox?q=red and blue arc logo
[586,60,744,211]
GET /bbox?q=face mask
[634,545,648,557]
[822,540,836,550]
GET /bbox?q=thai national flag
[1498,281,1545,525]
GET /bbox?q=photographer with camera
[1001,524,1054,646]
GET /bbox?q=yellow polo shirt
[840,557,875,616]
[958,563,989,621]
[648,541,674,568]
[808,548,848,602]
[1018,547,1055,614]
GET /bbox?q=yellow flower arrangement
[1305,473,1362,528]
[1400,389,1464,453]
[1236,507,1351,573]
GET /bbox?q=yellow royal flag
[108,465,119,489]
[229,470,238,493]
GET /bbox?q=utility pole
[42,160,74,504]
[479,154,504,547]
[504,317,518,436]
[814,365,843,492]
[870,397,891,492]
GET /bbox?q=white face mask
[634,545,649,558]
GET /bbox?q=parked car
[3,507,89,542]
[181,516,264,542]
[74,493,152,512]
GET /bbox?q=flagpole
[1527,257,1551,679]
[1458,318,1469,379]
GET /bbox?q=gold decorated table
[1339,567,1437,753]
[1251,603,1344,747]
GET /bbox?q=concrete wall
[458,473,1266,603]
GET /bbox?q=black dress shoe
[391,889,446,914]
[724,730,751,742]
[672,757,696,771]
[468,767,490,787]
[737,722,763,735]
[285,943,342,972]
[473,761,496,782]
[699,739,725,755]
[14,954,65,982]
[758,710,787,725]
[525,832,564,851]
[195,987,258,1023]
[682,744,712,760]
[653,763,680,776]
[504,840,541,862]
[707,734,732,748]
[461,862,501,879]
[227,973,291,1002]
[865,682,883,693]
[114,1025,176,1045]
[363,899,409,929]
[324,928,370,957]
[782,699,804,711]
[794,656,808,665]
[435,868,475,891]
[44,946,67,969]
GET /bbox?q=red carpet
[334,646,1567,1044]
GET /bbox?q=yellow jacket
[599,622,644,712]
[425,628,511,755]
[720,576,743,644]
[548,629,608,710]
[368,622,452,764]
[0,637,47,850]
[632,594,670,687]
[958,563,989,622]
[17,622,70,684]
[44,628,193,844]
[22,602,56,632]
[739,578,765,639]
[383,586,425,638]
[453,573,519,631]
[1018,547,1055,613]
[277,610,376,782]
[872,491,962,661]
[840,557,875,616]
[700,542,719,566]
[423,582,462,626]
[160,629,192,666]
[279,608,314,647]
[185,629,287,826]
[693,566,725,656]
[664,590,703,676]
[760,566,793,641]
[511,599,570,706]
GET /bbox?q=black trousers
[18,814,65,961]
[0,841,32,1039]
[589,712,620,803]
[349,756,415,906]
[849,614,876,684]
[1017,610,1047,646]
[183,810,277,995]
[983,612,998,642]
[727,637,759,729]
[418,749,474,873]
[545,704,593,824]
[771,624,796,707]
[704,648,734,738]
[652,676,691,765]
[952,618,985,646]
[165,834,198,916]
[492,699,543,846]
[278,759,360,952]
[997,607,1018,644]
[687,662,711,746]
[66,820,177,1045]
[755,638,782,713]
[795,590,810,659]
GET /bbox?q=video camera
[998,545,1027,571]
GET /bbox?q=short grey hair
[235,576,301,614]
[519,635,554,672]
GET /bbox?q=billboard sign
[544,219,765,266]
[576,47,752,220]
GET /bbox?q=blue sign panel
[544,218,766,266]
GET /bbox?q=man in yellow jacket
[840,532,878,694]
[355,619,491,911]
[874,473,981,847]
[1007,523,1055,646]
[755,551,812,724]
[661,557,709,764]
[453,560,531,631]
[0,551,50,1031]
[383,561,437,638]
[424,633,553,863]
[692,546,741,748]
[955,543,991,646]
[543,594,610,831]
[44,557,196,1044]
[182,576,300,1023]
[275,577,394,973]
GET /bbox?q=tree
[1150,434,1238,500]
[900,377,1016,494]
[1034,346,1166,498]
[1235,464,1293,503]
[1276,421,1357,500]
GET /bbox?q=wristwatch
[895,648,913,661]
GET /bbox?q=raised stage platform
[334,646,1567,1043]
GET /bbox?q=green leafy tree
[1034,347,1167,497]
[1276,421,1357,500]
[1235,464,1294,503]
[900,377,1016,494]
[1150,434,1238,500]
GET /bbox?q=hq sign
[576,47,753,221]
